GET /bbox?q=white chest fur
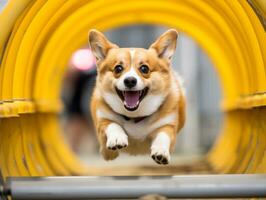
[122,119,152,140]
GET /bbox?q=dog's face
[89,29,178,117]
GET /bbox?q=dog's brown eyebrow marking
[139,61,149,65]
[138,58,151,66]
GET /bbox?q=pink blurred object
[71,49,96,71]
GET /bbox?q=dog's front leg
[149,125,176,165]
[97,120,128,160]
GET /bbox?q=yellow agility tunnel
[0,0,266,178]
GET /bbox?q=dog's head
[88,29,178,117]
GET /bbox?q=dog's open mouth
[115,87,149,111]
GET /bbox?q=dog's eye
[114,65,124,74]
[139,65,149,74]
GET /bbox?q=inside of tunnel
[0,0,265,178]
[60,25,223,171]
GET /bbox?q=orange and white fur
[89,29,185,165]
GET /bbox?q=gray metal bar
[6,175,266,199]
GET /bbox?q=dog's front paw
[151,147,170,165]
[106,135,128,150]
[106,134,128,150]
[106,123,128,150]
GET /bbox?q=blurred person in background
[61,48,98,154]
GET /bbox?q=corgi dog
[89,29,185,165]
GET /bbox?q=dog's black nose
[124,77,137,88]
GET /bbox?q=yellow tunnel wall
[0,0,265,177]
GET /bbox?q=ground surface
[80,154,213,175]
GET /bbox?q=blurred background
[60,25,223,167]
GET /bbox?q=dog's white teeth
[124,101,139,109]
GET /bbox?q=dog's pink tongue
[124,91,139,108]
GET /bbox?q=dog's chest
[122,119,152,141]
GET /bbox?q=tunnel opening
[59,25,223,175]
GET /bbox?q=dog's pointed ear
[149,29,178,61]
[88,29,118,61]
